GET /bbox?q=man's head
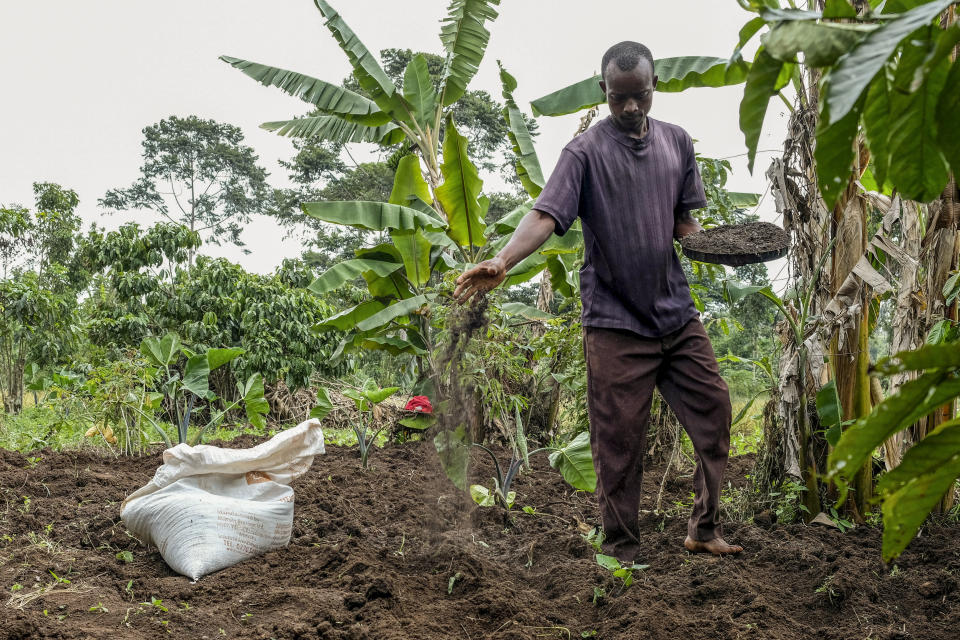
[598,41,657,137]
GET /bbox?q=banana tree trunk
[917,172,960,512]
[827,141,874,519]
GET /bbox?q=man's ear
[652,75,658,90]
[598,79,607,95]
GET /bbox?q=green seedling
[596,554,649,592]
[25,456,42,469]
[140,597,168,613]
[48,570,70,584]
[581,527,605,553]
[10,584,23,592]
[89,602,108,613]
[116,551,134,563]
[447,571,463,595]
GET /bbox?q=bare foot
[684,536,743,555]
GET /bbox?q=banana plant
[732,0,960,206]
[222,0,507,366]
[828,342,960,561]
[137,332,269,446]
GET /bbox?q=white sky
[0,0,789,276]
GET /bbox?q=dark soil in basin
[681,222,789,266]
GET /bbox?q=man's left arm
[674,132,708,240]
[674,209,703,239]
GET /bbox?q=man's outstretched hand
[454,257,508,303]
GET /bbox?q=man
[454,41,743,561]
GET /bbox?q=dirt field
[1,436,957,640]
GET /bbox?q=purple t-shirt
[534,116,707,338]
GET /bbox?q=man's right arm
[453,209,556,302]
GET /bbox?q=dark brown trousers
[584,319,732,561]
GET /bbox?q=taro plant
[136,332,269,446]
[467,411,597,509]
[317,380,399,468]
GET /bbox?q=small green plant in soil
[469,429,596,510]
[595,554,649,593]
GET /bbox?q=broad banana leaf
[728,192,762,207]
[303,200,445,232]
[504,252,547,287]
[547,253,578,299]
[937,53,960,174]
[739,48,785,173]
[390,228,433,287]
[886,27,951,203]
[540,222,582,255]
[262,115,403,145]
[828,371,960,486]
[361,335,427,356]
[877,419,960,561]
[403,54,438,130]
[823,0,956,126]
[356,294,432,331]
[438,0,501,107]
[436,117,487,247]
[530,56,751,117]
[219,56,389,125]
[312,0,411,121]
[389,154,432,206]
[313,300,386,333]
[491,199,534,235]
[498,61,545,197]
[206,347,244,372]
[814,87,862,210]
[364,268,414,299]
[874,342,960,375]
[501,302,554,320]
[761,21,873,67]
[308,258,401,295]
[547,431,597,492]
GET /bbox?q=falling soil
[2,444,957,640]
[681,222,789,266]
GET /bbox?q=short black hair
[601,41,654,81]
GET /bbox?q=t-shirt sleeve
[533,148,584,236]
[676,134,708,214]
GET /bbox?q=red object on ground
[403,396,432,414]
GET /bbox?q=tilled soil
[1,438,957,640]
[682,222,789,266]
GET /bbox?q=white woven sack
[121,419,324,580]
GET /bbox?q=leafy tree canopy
[100,116,270,262]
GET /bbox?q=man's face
[599,59,657,137]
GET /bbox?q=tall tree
[100,116,270,264]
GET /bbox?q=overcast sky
[0,0,789,275]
